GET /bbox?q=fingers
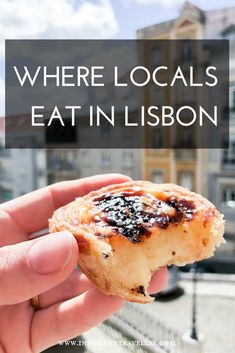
[39,269,94,308]
[0,231,78,305]
[148,267,169,294]
[0,208,27,247]
[40,266,168,309]
[1,173,131,235]
[31,289,124,352]
[32,267,168,351]
[49,174,131,210]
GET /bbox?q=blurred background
[0,1,235,352]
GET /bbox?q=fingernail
[28,231,73,275]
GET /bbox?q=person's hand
[0,174,168,353]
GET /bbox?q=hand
[0,174,168,353]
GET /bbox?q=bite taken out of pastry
[49,181,225,303]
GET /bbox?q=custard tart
[49,181,224,303]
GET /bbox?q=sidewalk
[143,279,235,353]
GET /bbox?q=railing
[102,303,186,353]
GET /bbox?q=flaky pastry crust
[49,181,225,303]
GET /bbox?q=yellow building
[138,1,213,196]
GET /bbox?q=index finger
[0,173,131,236]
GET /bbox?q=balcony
[47,159,78,172]
[175,149,196,161]
[47,150,79,173]
[47,157,80,183]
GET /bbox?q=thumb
[0,231,78,305]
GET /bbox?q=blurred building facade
[207,25,235,237]
[0,118,47,202]
[47,148,140,183]
[46,75,141,183]
[138,1,235,238]
[138,2,207,195]
[0,1,235,245]
[0,68,141,201]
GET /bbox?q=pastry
[49,181,225,303]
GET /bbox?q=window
[175,82,193,104]
[122,151,133,168]
[81,150,90,166]
[152,45,163,66]
[179,171,193,190]
[49,150,75,171]
[95,87,107,103]
[232,90,235,111]
[177,128,193,148]
[100,124,111,138]
[230,85,235,111]
[152,128,163,148]
[152,170,163,184]
[222,187,235,203]
[181,40,191,62]
[223,136,235,164]
[101,152,111,168]
[116,85,131,101]
[0,164,12,182]
[150,85,164,106]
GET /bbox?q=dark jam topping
[93,193,195,243]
